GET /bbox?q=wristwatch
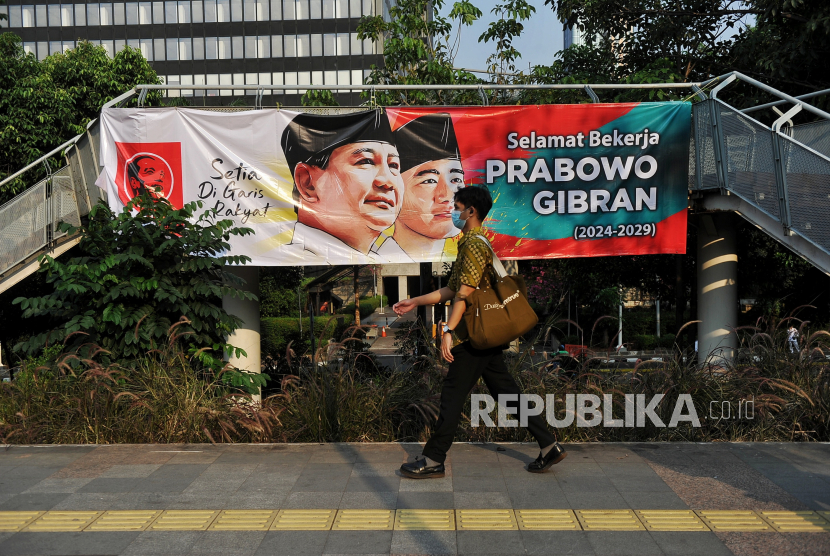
[442,324,453,334]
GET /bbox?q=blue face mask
[451,209,467,230]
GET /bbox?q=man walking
[787,325,799,354]
[393,186,566,478]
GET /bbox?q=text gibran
[487,129,662,216]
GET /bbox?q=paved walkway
[0,442,828,555]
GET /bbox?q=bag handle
[473,234,508,278]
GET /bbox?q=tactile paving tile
[0,511,44,532]
[456,509,518,530]
[395,509,455,531]
[516,509,580,530]
[577,510,645,531]
[636,510,709,532]
[696,510,770,532]
[147,510,219,531]
[332,509,394,530]
[209,510,278,531]
[25,511,102,532]
[759,511,830,532]
[85,511,161,531]
[271,509,336,530]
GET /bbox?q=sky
[439,0,566,73]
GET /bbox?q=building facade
[0,0,385,104]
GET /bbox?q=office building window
[312,70,322,85]
[231,0,243,21]
[255,0,269,19]
[310,33,322,56]
[127,38,139,50]
[362,0,371,15]
[335,0,347,17]
[324,70,335,84]
[322,33,334,56]
[272,72,284,93]
[126,3,138,24]
[139,2,152,23]
[140,38,152,60]
[36,5,47,26]
[60,4,73,26]
[36,41,48,59]
[100,40,113,56]
[193,36,205,59]
[153,1,164,23]
[256,35,270,57]
[363,36,374,54]
[180,37,192,60]
[114,3,126,24]
[309,0,321,19]
[232,36,244,58]
[232,73,244,95]
[245,35,256,58]
[181,74,194,96]
[336,32,348,55]
[217,0,230,21]
[23,5,37,27]
[154,37,165,59]
[270,0,281,19]
[271,35,282,57]
[243,0,255,20]
[258,72,271,85]
[0,6,8,27]
[285,34,309,56]
[349,0,360,17]
[338,69,349,85]
[7,5,21,27]
[207,73,219,96]
[350,32,361,55]
[218,36,231,58]
[219,73,232,96]
[100,3,113,24]
[192,0,203,22]
[49,41,62,54]
[177,0,190,21]
[165,1,177,23]
[322,0,333,18]
[48,5,60,26]
[23,42,35,55]
[351,69,362,85]
[205,37,218,58]
[204,0,216,21]
[115,38,126,52]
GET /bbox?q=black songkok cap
[394,113,461,173]
[281,110,396,175]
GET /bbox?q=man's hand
[441,331,454,363]
[393,298,417,315]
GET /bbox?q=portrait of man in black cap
[280,111,404,264]
[371,113,464,262]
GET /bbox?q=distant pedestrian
[787,326,799,353]
[393,186,566,478]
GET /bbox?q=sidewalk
[0,442,828,555]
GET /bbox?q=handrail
[0,134,82,190]
[743,88,830,114]
[132,82,708,92]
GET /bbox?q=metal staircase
[1,73,829,295]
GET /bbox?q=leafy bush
[338,295,388,320]
[261,315,355,358]
[13,192,255,364]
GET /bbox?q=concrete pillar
[223,266,261,376]
[398,275,408,300]
[697,213,738,365]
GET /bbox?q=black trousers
[422,341,557,464]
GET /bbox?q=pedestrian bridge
[1,72,828,362]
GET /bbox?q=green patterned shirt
[446,227,493,346]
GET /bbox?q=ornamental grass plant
[1,312,827,445]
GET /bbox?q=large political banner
[99,103,690,266]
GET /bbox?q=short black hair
[126,155,156,185]
[454,186,493,221]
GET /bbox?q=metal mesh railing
[717,103,780,220]
[0,180,48,274]
[791,120,830,159]
[692,102,719,190]
[782,136,830,252]
[52,166,82,239]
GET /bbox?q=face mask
[451,209,467,229]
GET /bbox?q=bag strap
[473,234,508,278]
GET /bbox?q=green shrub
[261,315,355,358]
[338,295,388,319]
[630,334,658,350]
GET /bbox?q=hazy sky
[440,0,566,73]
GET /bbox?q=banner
[99,103,690,266]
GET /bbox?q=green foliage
[259,267,306,318]
[479,0,536,76]
[261,315,354,358]
[0,35,161,201]
[357,0,484,105]
[301,89,340,106]
[338,295,389,320]
[13,191,256,362]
